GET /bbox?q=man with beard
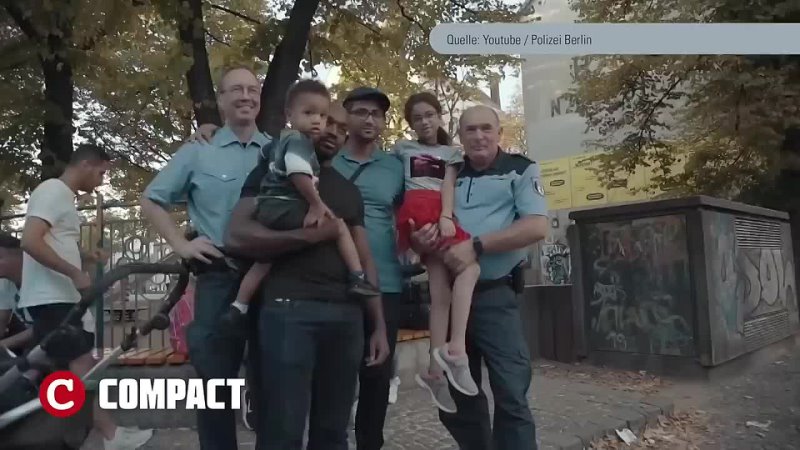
[225,101,390,449]
[141,66,271,450]
[332,87,405,450]
[193,90,404,448]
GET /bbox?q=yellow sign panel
[539,158,572,210]
[537,149,688,211]
[607,164,648,203]
[569,152,607,208]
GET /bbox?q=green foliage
[321,0,522,143]
[0,0,527,205]
[567,0,800,202]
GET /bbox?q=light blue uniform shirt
[144,126,271,246]
[332,149,405,294]
[455,151,548,280]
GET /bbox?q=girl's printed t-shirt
[391,139,463,192]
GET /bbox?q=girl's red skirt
[395,189,470,252]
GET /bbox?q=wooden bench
[109,329,430,367]
[397,329,430,342]
[102,348,187,366]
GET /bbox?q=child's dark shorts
[255,196,310,231]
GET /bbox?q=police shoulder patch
[533,179,545,196]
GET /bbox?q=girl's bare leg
[425,256,451,377]
[446,262,480,357]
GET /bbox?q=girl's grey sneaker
[103,426,153,450]
[434,345,479,396]
[388,376,400,404]
[242,387,255,431]
[415,373,456,413]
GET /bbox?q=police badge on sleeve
[533,179,545,196]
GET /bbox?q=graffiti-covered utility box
[570,196,798,367]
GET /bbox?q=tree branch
[78,27,108,51]
[450,0,478,16]
[634,74,684,151]
[256,0,321,135]
[2,1,40,42]
[322,0,381,35]
[205,29,230,46]
[397,0,426,31]
[207,2,262,24]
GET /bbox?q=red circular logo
[39,371,86,418]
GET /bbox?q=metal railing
[1,197,189,358]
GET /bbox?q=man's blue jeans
[256,298,364,450]
[439,284,537,450]
[186,271,245,450]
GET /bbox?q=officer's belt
[474,275,513,293]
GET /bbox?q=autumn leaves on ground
[544,342,800,450]
[537,362,711,449]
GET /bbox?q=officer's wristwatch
[472,236,484,258]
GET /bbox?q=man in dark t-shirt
[226,102,389,449]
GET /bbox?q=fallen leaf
[615,428,637,445]
[743,395,754,400]
[745,420,772,430]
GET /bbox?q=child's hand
[439,216,456,238]
[304,203,335,227]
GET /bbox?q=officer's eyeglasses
[225,85,261,96]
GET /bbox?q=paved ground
[669,341,800,449]
[592,335,800,449]
[81,363,672,450]
[79,334,800,449]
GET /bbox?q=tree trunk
[178,0,221,126]
[4,1,75,180]
[40,31,74,180]
[257,0,321,136]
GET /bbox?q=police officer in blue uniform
[412,105,549,450]
[141,67,270,450]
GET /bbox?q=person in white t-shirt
[0,233,33,352]
[19,144,153,450]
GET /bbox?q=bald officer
[412,105,548,450]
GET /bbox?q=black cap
[343,87,391,113]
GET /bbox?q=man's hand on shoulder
[187,123,220,144]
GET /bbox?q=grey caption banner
[430,23,800,55]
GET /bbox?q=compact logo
[40,371,86,418]
[40,372,245,417]
[98,378,245,410]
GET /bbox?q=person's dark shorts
[27,303,94,360]
[256,196,309,231]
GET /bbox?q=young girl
[394,93,481,411]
